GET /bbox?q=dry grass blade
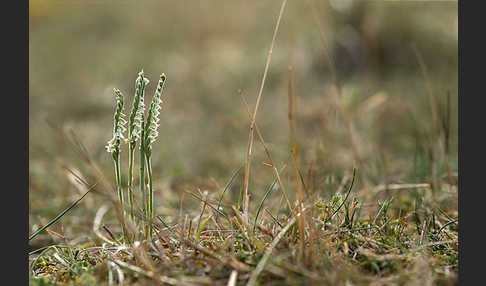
[181,237,251,272]
[307,0,341,95]
[195,189,209,242]
[231,206,265,252]
[247,214,298,286]
[112,259,196,286]
[186,191,228,219]
[239,91,292,213]
[93,204,115,244]
[227,270,238,286]
[46,229,65,239]
[242,0,288,221]
[355,183,430,198]
[287,64,306,261]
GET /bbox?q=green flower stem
[113,154,127,242]
[140,121,147,228]
[145,154,153,239]
[106,88,128,243]
[128,144,136,222]
[128,71,148,233]
[142,73,166,240]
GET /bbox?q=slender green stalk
[114,155,127,241]
[145,155,153,238]
[143,73,167,239]
[114,157,123,214]
[127,147,135,221]
[128,71,149,222]
[140,121,147,224]
[106,88,128,241]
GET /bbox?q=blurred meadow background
[29,0,457,284]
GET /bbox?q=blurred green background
[29,0,457,236]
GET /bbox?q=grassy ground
[29,1,457,285]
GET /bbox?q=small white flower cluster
[146,73,167,144]
[106,70,166,155]
[106,88,127,153]
[129,71,150,143]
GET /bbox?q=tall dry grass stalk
[242,0,287,224]
[287,65,306,262]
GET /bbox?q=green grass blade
[328,168,356,221]
[195,216,211,245]
[29,183,97,241]
[253,165,287,233]
[217,165,242,214]
[298,167,307,191]
[437,219,458,235]
[264,208,283,228]
[156,215,172,230]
